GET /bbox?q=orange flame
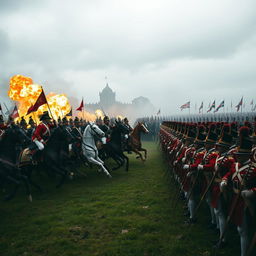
[8,75,71,123]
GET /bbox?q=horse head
[88,122,105,139]
[137,122,149,134]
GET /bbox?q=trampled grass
[0,142,240,256]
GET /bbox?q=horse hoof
[28,195,33,202]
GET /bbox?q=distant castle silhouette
[85,83,155,119]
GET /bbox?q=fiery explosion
[8,75,71,123]
[8,75,123,124]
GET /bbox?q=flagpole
[32,112,38,125]
[82,97,85,120]
[0,105,6,118]
[41,86,55,121]
[4,103,10,116]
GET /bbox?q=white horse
[82,122,112,178]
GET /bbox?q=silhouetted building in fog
[85,83,155,120]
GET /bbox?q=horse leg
[122,153,129,172]
[132,148,145,161]
[87,157,112,178]
[19,174,33,202]
[22,166,43,193]
[140,148,147,159]
[47,163,66,189]
[111,154,123,171]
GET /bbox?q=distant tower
[99,83,116,108]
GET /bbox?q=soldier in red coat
[220,126,256,256]
[32,111,54,151]
[183,124,206,223]
[197,123,219,229]
[211,124,235,248]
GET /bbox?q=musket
[214,160,252,253]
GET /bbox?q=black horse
[0,124,32,201]
[102,121,130,171]
[21,125,74,190]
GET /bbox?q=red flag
[76,99,84,111]
[27,90,47,115]
[10,105,19,119]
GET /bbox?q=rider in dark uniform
[27,116,36,139]
[71,117,83,157]
[123,117,133,152]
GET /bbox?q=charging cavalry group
[159,120,256,256]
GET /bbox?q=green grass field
[0,142,241,256]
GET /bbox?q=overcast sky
[0,0,256,115]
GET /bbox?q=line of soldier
[159,120,256,256]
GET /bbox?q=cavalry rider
[220,126,256,256]
[27,116,36,139]
[100,116,112,144]
[20,116,28,133]
[32,111,55,151]
[71,117,83,156]
[123,117,133,152]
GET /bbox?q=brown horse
[129,122,149,161]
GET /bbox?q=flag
[76,99,84,111]
[207,100,215,113]
[156,109,161,115]
[27,89,47,115]
[180,101,190,110]
[199,102,203,113]
[214,100,224,113]
[10,105,19,119]
[66,108,72,116]
[236,97,243,112]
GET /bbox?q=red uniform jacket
[222,160,256,226]
[32,122,54,143]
